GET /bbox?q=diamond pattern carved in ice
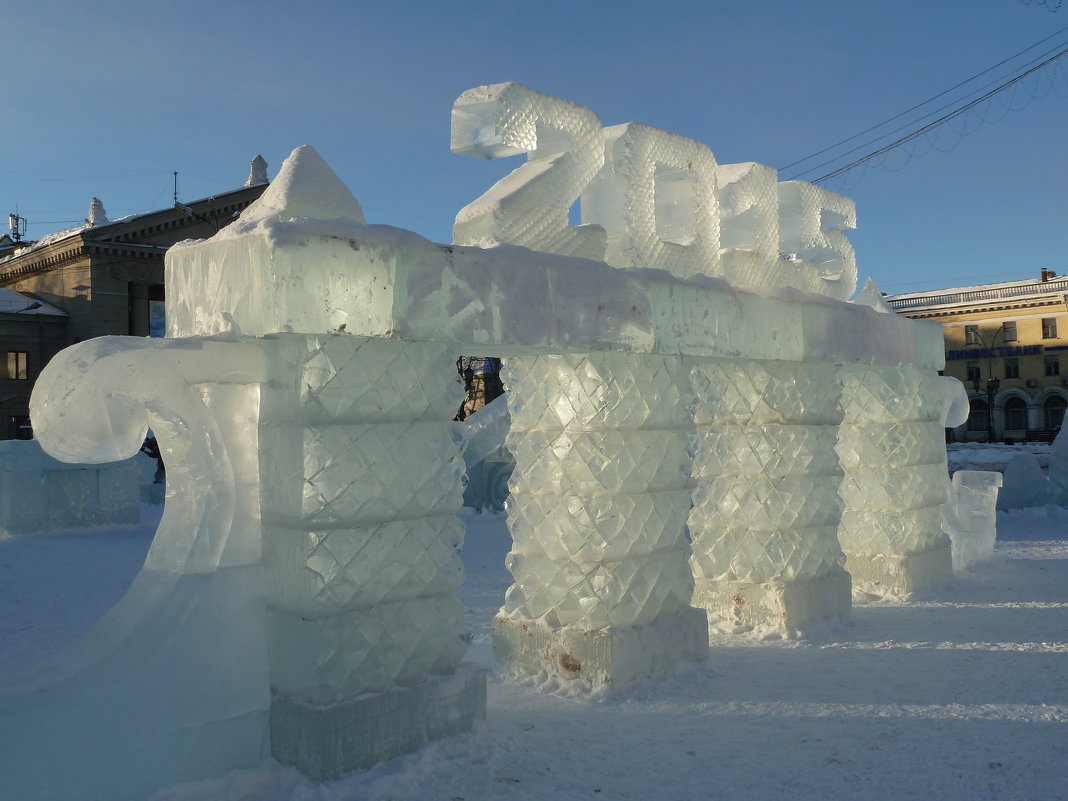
[265,516,465,617]
[838,462,949,512]
[838,504,947,554]
[302,422,464,524]
[272,595,468,701]
[839,366,942,424]
[690,361,841,425]
[301,337,458,422]
[504,352,687,431]
[836,422,946,468]
[690,525,845,583]
[502,546,694,628]
[507,429,691,497]
[691,474,842,530]
[505,489,691,562]
[691,424,840,478]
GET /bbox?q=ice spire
[245,155,268,187]
[851,276,894,313]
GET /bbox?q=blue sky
[3,0,1066,294]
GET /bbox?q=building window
[5,351,28,380]
[967,398,988,432]
[965,324,980,345]
[1043,318,1059,339]
[1003,321,1018,342]
[1045,396,1067,430]
[1005,397,1028,430]
[1005,358,1020,379]
[966,361,981,382]
[1046,355,1060,377]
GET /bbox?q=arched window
[1004,397,1028,431]
[967,398,988,432]
[1044,396,1067,431]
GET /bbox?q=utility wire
[785,40,1068,181]
[808,45,1068,184]
[780,24,1068,174]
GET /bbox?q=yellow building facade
[887,271,1068,442]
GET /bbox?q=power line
[780,24,1068,175]
[807,45,1068,184]
[784,42,1068,183]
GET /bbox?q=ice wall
[0,439,138,534]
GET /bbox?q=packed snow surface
[1,448,1066,801]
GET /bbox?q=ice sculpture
[0,439,138,534]
[1046,426,1068,507]
[778,181,858,301]
[943,470,1002,570]
[837,371,962,596]
[4,82,956,797]
[452,82,857,300]
[493,353,707,681]
[688,361,851,632]
[583,122,720,277]
[452,82,607,260]
[997,452,1049,510]
[717,162,779,289]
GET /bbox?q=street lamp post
[972,374,1001,443]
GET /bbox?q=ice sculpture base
[492,606,708,685]
[269,663,486,782]
[845,546,953,597]
[693,569,852,634]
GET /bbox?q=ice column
[688,360,851,633]
[493,353,708,683]
[943,470,1002,570]
[837,366,953,595]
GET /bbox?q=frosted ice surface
[837,366,952,556]
[943,470,1002,570]
[452,82,606,260]
[582,122,719,277]
[717,162,779,288]
[688,361,846,585]
[997,453,1049,510]
[0,439,138,534]
[778,180,857,300]
[500,353,694,628]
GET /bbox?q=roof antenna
[173,171,179,205]
[7,210,27,242]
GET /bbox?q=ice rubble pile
[4,82,973,800]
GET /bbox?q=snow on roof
[0,288,66,316]
[885,275,1060,301]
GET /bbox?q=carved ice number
[451,82,607,261]
[453,83,857,299]
[582,123,720,278]
[777,180,858,301]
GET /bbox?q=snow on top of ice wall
[166,122,941,369]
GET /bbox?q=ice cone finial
[238,145,364,226]
[852,276,893,313]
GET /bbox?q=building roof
[886,273,1068,317]
[0,288,66,316]
[0,183,267,289]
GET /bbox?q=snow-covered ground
[1,449,1066,801]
